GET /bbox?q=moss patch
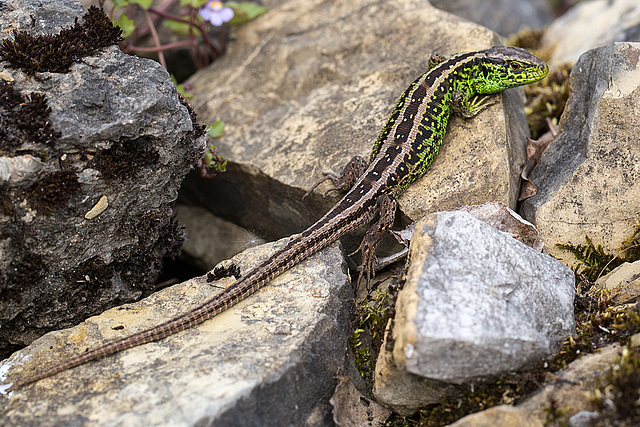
[1,252,46,302]
[90,137,160,181]
[594,346,640,425]
[0,6,122,75]
[26,169,81,214]
[0,80,60,149]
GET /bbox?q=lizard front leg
[303,155,368,199]
[452,90,497,118]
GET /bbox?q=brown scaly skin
[5,46,547,392]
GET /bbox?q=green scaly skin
[5,46,547,392]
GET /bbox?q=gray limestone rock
[182,0,530,244]
[520,42,640,265]
[0,238,351,427]
[392,211,575,384]
[0,1,204,356]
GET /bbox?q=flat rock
[595,260,640,304]
[520,42,640,265]
[182,0,529,242]
[0,238,351,426]
[392,211,575,384]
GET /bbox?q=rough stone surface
[520,42,640,265]
[373,319,463,415]
[392,211,575,384]
[182,0,529,243]
[0,238,351,427]
[0,1,204,356]
[174,204,265,272]
[0,0,83,34]
[449,344,623,426]
[540,0,640,66]
[458,202,544,252]
[595,260,640,305]
[430,0,553,37]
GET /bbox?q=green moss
[26,169,81,214]
[0,6,122,75]
[350,282,398,381]
[350,328,373,379]
[557,232,640,284]
[542,397,571,426]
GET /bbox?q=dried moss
[91,137,160,181]
[0,6,122,75]
[525,63,572,139]
[594,346,640,425]
[64,257,115,303]
[26,169,81,214]
[0,80,60,149]
[1,252,46,302]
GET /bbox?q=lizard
[5,45,548,392]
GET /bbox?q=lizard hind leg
[353,193,397,294]
[302,155,368,199]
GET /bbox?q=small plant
[556,235,626,283]
[594,346,640,424]
[350,328,373,379]
[103,0,267,70]
[197,120,227,177]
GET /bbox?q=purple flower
[199,1,234,26]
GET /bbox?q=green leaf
[113,0,130,10]
[130,0,153,9]
[225,2,267,25]
[163,19,193,36]
[116,14,136,39]
[205,121,225,138]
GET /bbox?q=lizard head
[472,46,548,94]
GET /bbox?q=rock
[520,42,640,265]
[0,238,352,426]
[174,204,265,272]
[330,376,391,427]
[568,411,600,427]
[539,0,640,66]
[458,202,544,252]
[0,0,83,34]
[0,1,204,356]
[183,0,530,243]
[430,0,553,37]
[392,211,575,384]
[595,261,640,304]
[373,319,463,416]
[449,344,623,426]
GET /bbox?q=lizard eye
[510,62,522,70]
